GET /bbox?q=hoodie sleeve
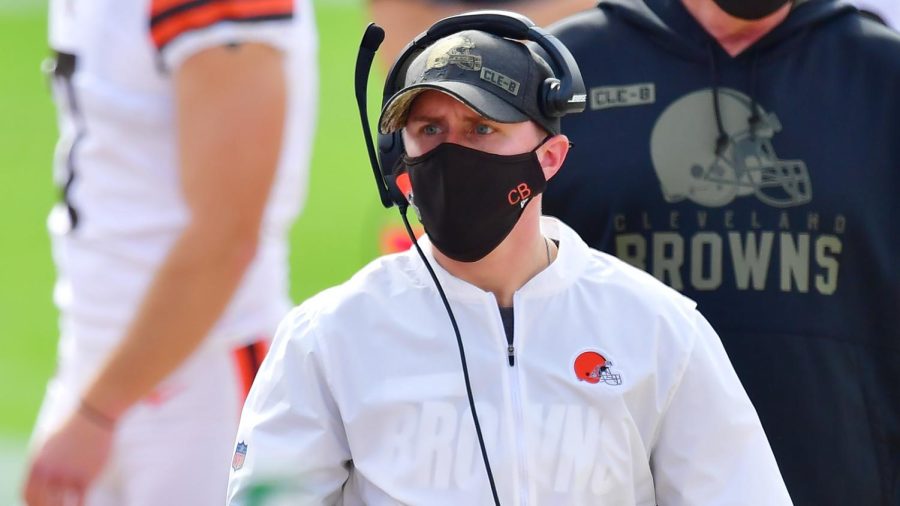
[227,307,351,505]
[650,311,793,505]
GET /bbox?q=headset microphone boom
[354,21,502,505]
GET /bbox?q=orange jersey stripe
[151,0,293,50]
[151,0,289,19]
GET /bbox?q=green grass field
[0,0,390,495]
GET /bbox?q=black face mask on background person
[397,141,549,263]
[712,0,791,20]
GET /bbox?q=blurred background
[0,0,393,500]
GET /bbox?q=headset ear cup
[378,130,410,207]
[541,78,564,117]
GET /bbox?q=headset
[353,11,585,505]
[356,10,586,209]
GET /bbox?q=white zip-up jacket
[228,218,792,505]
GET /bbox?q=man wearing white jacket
[228,21,791,505]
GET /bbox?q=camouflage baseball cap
[378,30,560,135]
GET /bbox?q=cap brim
[378,82,531,134]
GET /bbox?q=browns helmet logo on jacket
[574,350,622,385]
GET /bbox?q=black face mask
[397,141,548,263]
[712,0,791,20]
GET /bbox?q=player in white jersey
[22,0,317,504]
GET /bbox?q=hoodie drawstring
[708,45,764,153]
[707,45,729,156]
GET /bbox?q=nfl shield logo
[232,441,248,471]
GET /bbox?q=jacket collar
[405,217,592,304]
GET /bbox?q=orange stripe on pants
[232,339,270,400]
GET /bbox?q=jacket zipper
[502,304,529,505]
[508,347,530,505]
[501,305,516,367]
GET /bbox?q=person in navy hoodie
[543,0,900,504]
